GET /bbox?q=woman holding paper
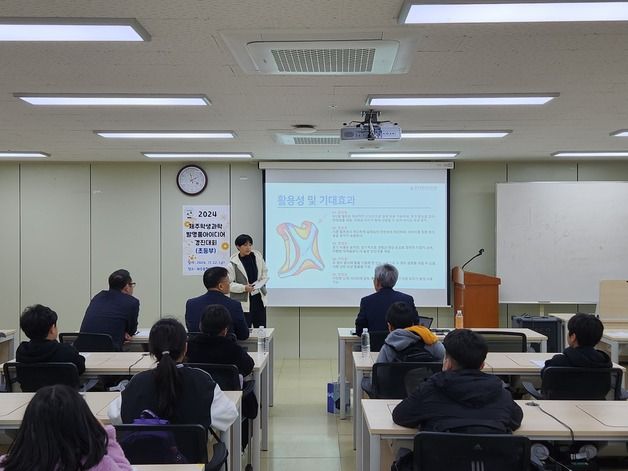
[227,234,269,327]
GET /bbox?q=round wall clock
[177,165,207,196]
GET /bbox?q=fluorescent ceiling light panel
[368,94,557,106]
[552,151,628,157]
[349,152,458,159]
[610,129,628,137]
[400,1,628,24]
[143,152,253,159]
[403,130,511,138]
[0,18,149,41]
[96,131,234,139]
[15,94,209,106]
[0,151,49,158]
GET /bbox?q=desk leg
[610,340,620,364]
[252,369,261,471]
[359,405,367,471]
[369,429,380,471]
[540,340,547,353]
[231,399,242,471]
[261,362,269,451]
[269,337,274,407]
[339,337,347,419]
[353,367,364,450]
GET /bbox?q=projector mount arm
[343,110,396,140]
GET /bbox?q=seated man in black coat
[393,329,523,433]
[543,313,612,370]
[355,264,417,336]
[16,304,85,374]
[80,269,140,351]
[185,267,249,340]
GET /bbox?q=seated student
[377,302,445,363]
[0,384,132,471]
[392,329,523,433]
[108,318,238,432]
[544,313,612,369]
[16,304,85,375]
[186,304,254,378]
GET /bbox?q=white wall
[2,160,621,358]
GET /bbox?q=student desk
[0,330,16,363]
[0,391,242,471]
[131,327,276,406]
[550,313,628,350]
[351,351,625,451]
[338,327,548,420]
[600,329,628,364]
[360,399,628,471]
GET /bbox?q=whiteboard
[496,182,628,303]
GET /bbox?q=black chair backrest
[371,362,442,399]
[414,432,531,471]
[368,330,389,352]
[474,331,527,352]
[418,316,434,328]
[115,423,208,465]
[3,362,80,392]
[541,366,623,400]
[59,332,115,352]
[184,363,240,390]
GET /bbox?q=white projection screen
[263,166,450,307]
[496,181,628,304]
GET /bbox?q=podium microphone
[461,248,485,270]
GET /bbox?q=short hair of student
[374,264,398,288]
[148,318,188,420]
[203,266,229,290]
[235,234,253,247]
[108,269,132,290]
[20,304,58,341]
[200,304,232,335]
[443,329,488,370]
[1,384,108,471]
[385,302,416,329]
[568,312,604,347]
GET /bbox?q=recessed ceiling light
[403,130,511,138]
[0,151,49,158]
[0,18,149,41]
[399,1,628,24]
[96,131,234,139]
[552,151,628,157]
[143,152,253,159]
[368,94,557,106]
[610,130,628,137]
[349,152,458,159]
[15,94,210,106]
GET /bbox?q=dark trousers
[245,294,266,327]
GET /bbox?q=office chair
[475,331,528,352]
[2,361,97,392]
[523,366,624,400]
[413,432,531,471]
[115,423,228,471]
[368,361,442,399]
[59,332,115,352]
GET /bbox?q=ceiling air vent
[246,40,400,75]
[275,132,341,145]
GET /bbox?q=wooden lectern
[452,267,501,328]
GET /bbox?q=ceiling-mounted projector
[341,109,401,141]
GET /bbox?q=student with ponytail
[108,318,237,431]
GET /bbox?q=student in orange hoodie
[377,302,445,363]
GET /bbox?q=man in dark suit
[355,264,417,335]
[185,266,249,340]
[80,269,140,350]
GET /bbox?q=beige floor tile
[261,457,343,471]
[266,433,341,458]
[337,417,354,436]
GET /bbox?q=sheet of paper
[252,278,268,290]
[530,360,545,367]
[81,352,91,358]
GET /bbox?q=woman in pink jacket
[0,384,132,471]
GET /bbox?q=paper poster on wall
[182,205,230,275]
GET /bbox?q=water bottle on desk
[361,328,370,359]
[455,310,464,329]
[257,326,266,353]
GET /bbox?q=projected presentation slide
[264,169,449,307]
